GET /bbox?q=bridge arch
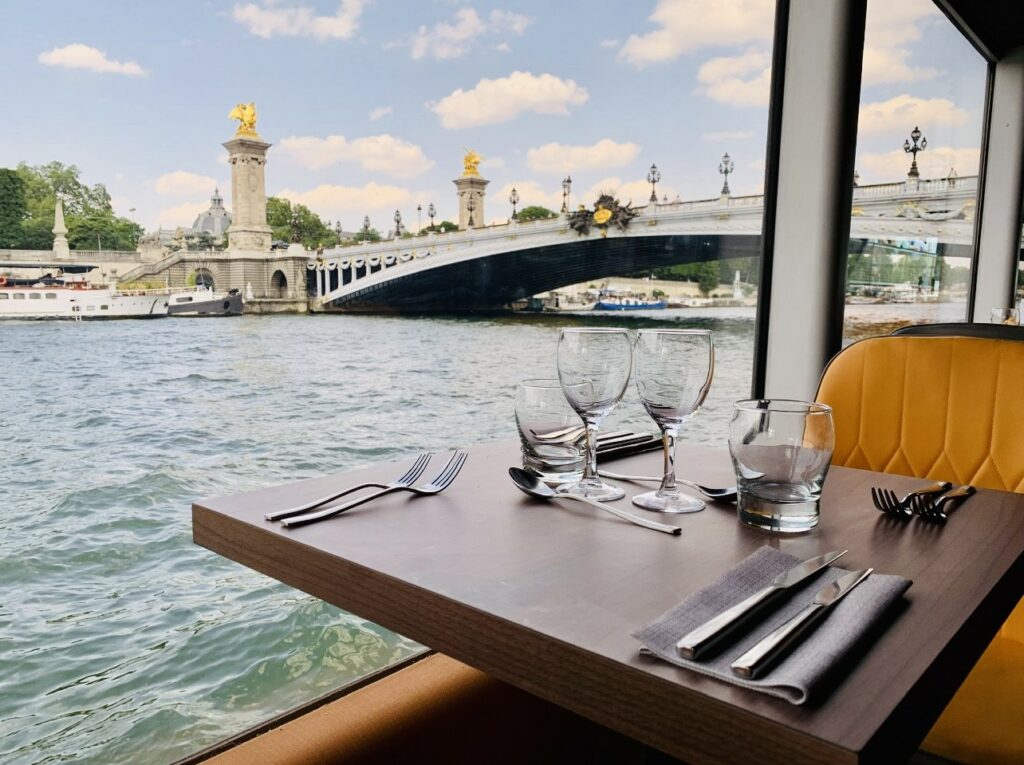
[271,269,289,298]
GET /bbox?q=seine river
[0,303,963,764]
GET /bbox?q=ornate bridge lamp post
[416,204,422,233]
[466,196,477,228]
[647,163,661,203]
[509,187,520,220]
[561,176,572,213]
[393,209,404,238]
[719,153,735,196]
[362,216,371,235]
[335,221,343,240]
[427,203,436,230]
[904,126,927,179]
[289,206,302,243]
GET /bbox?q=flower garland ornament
[567,194,638,237]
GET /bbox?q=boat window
[0,293,7,299]
[87,305,96,311]
[100,305,109,310]
[13,293,25,299]
[29,292,42,299]
[842,1,987,343]
[45,293,57,299]
[176,296,194,303]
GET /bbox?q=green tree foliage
[352,228,382,243]
[696,261,720,296]
[419,220,459,235]
[3,162,141,250]
[0,169,27,247]
[266,196,340,249]
[645,257,760,287]
[516,205,557,222]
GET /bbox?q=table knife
[731,568,873,679]
[676,550,848,660]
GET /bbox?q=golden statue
[462,148,482,177]
[229,102,258,137]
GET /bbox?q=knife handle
[676,586,779,660]
[731,602,824,679]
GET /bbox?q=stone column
[454,176,489,230]
[52,197,70,258]
[223,136,273,252]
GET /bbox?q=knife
[731,568,873,679]
[676,550,848,660]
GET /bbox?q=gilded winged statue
[229,102,258,136]
[462,148,482,177]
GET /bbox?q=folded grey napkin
[633,546,912,704]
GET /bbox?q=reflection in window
[844,0,987,343]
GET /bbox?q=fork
[871,481,951,518]
[911,485,976,522]
[280,451,468,528]
[265,453,431,522]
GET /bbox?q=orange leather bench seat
[817,334,1024,764]
[202,654,651,765]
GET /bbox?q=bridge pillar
[454,175,488,230]
[223,136,273,252]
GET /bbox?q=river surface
[0,302,963,764]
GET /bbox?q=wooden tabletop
[192,442,1024,765]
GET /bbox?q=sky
[0,0,989,233]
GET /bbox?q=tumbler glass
[515,379,585,484]
[729,399,834,533]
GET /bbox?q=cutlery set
[871,480,975,522]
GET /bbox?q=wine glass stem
[660,427,679,493]
[583,421,600,483]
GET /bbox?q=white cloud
[580,177,679,206]
[619,0,773,68]
[695,49,771,107]
[278,134,434,178]
[408,7,532,60]
[527,139,641,174]
[431,71,588,129]
[368,106,393,121]
[275,182,422,221]
[154,171,219,196]
[495,42,511,53]
[858,95,969,135]
[701,130,754,142]
[38,44,146,76]
[232,0,364,41]
[157,201,208,228]
[495,181,563,213]
[858,145,980,182]
[862,0,939,86]
[600,39,620,49]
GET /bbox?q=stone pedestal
[454,176,489,230]
[52,197,70,258]
[223,136,273,252]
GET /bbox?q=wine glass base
[557,479,625,502]
[632,490,705,514]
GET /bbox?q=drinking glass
[557,328,633,501]
[514,379,585,484]
[729,399,834,533]
[632,329,715,513]
[990,308,1019,326]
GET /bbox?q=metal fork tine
[870,487,885,512]
[434,451,467,488]
[399,453,431,485]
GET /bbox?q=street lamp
[948,167,958,188]
[647,163,661,203]
[393,209,403,237]
[362,215,371,233]
[509,187,520,220]
[561,176,572,213]
[466,195,477,228]
[903,126,927,179]
[416,203,422,233]
[718,153,735,196]
[427,203,436,230]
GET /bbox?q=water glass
[514,379,585,484]
[729,399,834,533]
[557,328,633,501]
[990,308,1019,326]
[633,329,715,513]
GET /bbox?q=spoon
[597,470,737,502]
[508,468,681,536]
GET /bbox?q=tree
[516,205,557,222]
[0,169,27,247]
[353,228,382,243]
[419,220,459,234]
[266,196,340,249]
[697,261,720,296]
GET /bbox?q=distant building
[191,188,232,243]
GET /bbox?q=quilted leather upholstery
[817,334,1024,764]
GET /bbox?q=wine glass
[556,328,633,501]
[633,329,714,513]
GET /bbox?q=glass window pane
[844,0,988,343]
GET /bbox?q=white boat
[0,271,168,320]
[167,286,244,317]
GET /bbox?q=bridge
[309,176,978,312]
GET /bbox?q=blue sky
[0,0,987,232]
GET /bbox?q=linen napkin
[633,546,912,704]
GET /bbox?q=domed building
[191,188,232,243]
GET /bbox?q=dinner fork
[871,481,951,518]
[264,453,431,522]
[280,451,468,528]
[910,485,976,522]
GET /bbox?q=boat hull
[0,287,168,320]
[168,292,244,317]
[593,300,668,311]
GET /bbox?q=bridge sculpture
[309,176,979,312]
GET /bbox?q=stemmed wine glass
[557,328,633,501]
[633,329,714,513]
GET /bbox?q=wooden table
[193,442,1024,764]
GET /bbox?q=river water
[0,302,963,764]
